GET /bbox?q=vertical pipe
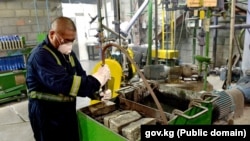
[203,9,211,91]
[45,0,51,29]
[154,0,158,64]
[226,0,236,88]
[113,0,119,33]
[34,0,41,33]
[241,0,250,77]
[117,0,121,46]
[147,0,152,65]
[130,0,133,18]
[212,11,218,69]
[192,20,197,64]
[205,11,211,57]
[164,3,169,50]
[170,3,175,50]
[97,0,103,58]
[161,5,165,49]
[170,9,174,50]
[104,0,109,31]
[138,0,144,44]
[193,26,196,64]
[129,0,134,43]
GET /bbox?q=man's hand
[92,64,111,87]
[99,89,112,101]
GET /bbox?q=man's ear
[49,30,59,48]
[49,30,56,38]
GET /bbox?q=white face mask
[58,42,73,55]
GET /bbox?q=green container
[168,94,218,125]
[0,70,27,103]
[77,110,127,141]
[77,94,218,140]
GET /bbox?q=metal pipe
[203,9,211,91]
[192,21,197,64]
[147,0,152,65]
[117,0,121,46]
[113,0,119,33]
[104,0,109,34]
[154,0,158,64]
[97,0,103,59]
[212,12,218,68]
[101,43,168,124]
[161,6,165,49]
[241,0,250,77]
[102,24,127,40]
[227,0,236,88]
[121,0,149,36]
[209,24,250,29]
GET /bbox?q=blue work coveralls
[26,36,100,141]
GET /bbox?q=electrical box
[187,0,217,7]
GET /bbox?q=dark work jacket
[26,36,100,141]
[26,36,100,97]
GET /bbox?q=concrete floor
[0,60,250,141]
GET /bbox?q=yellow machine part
[90,58,123,105]
[151,49,179,59]
[127,48,136,76]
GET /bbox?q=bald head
[49,16,77,48]
[50,16,76,34]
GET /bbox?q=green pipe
[147,0,152,65]
[203,9,211,91]
[205,12,211,57]
[193,21,197,64]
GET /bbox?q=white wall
[62,3,98,60]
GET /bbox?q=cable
[185,11,192,37]
[117,0,121,46]
[46,0,51,29]
[34,0,41,33]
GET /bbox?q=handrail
[172,103,208,119]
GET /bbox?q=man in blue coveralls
[26,16,111,141]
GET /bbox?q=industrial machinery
[77,42,247,141]
[77,81,218,141]
[0,70,27,104]
[0,35,29,104]
[76,1,249,140]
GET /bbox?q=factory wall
[0,0,62,48]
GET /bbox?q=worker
[26,16,111,141]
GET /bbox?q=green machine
[77,81,219,141]
[0,70,27,104]
[0,35,32,104]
